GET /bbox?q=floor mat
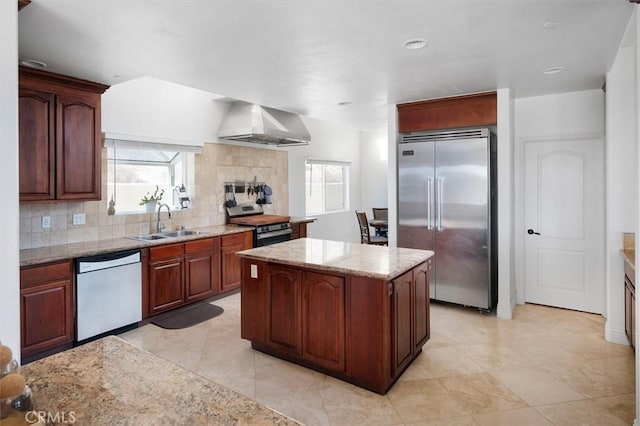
[151,303,224,329]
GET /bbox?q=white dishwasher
[76,249,142,341]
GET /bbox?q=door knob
[527,229,541,235]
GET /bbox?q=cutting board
[230,215,291,226]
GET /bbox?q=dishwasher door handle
[77,249,141,274]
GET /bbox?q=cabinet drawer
[185,238,214,254]
[21,260,72,288]
[150,243,184,261]
[222,231,252,247]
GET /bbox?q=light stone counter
[20,225,252,266]
[20,336,299,425]
[236,237,434,280]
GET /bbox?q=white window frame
[106,144,194,215]
[305,159,350,216]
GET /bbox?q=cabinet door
[392,270,413,375]
[56,92,101,200]
[266,265,302,355]
[21,278,73,356]
[220,233,252,292]
[185,252,215,303]
[413,261,431,351]
[302,271,345,371]
[19,88,55,200]
[149,257,184,314]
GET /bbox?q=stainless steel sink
[129,230,207,242]
[130,234,170,241]
[157,230,207,238]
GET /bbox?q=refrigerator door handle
[427,177,434,230]
[437,177,444,231]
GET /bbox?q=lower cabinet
[625,261,635,350]
[20,260,74,358]
[185,238,220,303]
[149,243,185,315]
[241,258,430,394]
[290,222,308,240]
[147,232,250,317]
[220,232,252,292]
[392,260,431,375]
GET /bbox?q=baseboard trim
[604,322,630,346]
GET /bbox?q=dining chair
[356,211,388,245]
[371,207,389,237]
[372,208,388,220]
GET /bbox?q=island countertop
[236,237,434,280]
[19,336,299,425]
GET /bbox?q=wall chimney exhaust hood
[217,101,310,146]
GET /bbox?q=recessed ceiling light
[543,20,560,29]
[338,101,352,106]
[19,59,47,68]
[403,38,428,50]
[543,66,566,75]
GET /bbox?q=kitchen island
[237,238,434,394]
[18,336,299,425]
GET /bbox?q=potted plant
[139,186,164,212]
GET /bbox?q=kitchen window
[106,142,194,214]
[305,159,349,215]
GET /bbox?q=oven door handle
[256,228,293,240]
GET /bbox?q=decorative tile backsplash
[19,143,288,249]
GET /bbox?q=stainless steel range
[227,203,292,247]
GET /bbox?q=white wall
[286,117,362,243]
[102,76,230,144]
[514,90,606,313]
[0,3,20,359]
[359,129,388,211]
[497,88,516,319]
[605,21,637,345]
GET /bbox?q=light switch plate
[72,213,86,225]
[41,216,51,229]
[250,264,258,279]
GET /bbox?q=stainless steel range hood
[217,101,310,146]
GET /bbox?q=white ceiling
[18,0,633,131]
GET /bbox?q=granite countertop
[236,237,434,280]
[20,336,300,425]
[289,216,317,224]
[20,225,252,267]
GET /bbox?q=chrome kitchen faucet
[157,204,172,233]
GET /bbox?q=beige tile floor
[120,293,636,425]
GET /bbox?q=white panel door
[524,136,604,313]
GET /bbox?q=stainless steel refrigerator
[398,128,497,310]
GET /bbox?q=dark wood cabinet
[19,67,108,202]
[241,256,431,394]
[625,261,635,350]
[18,89,55,200]
[413,260,431,351]
[149,243,185,315]
[20,261,73,358]
[302,271,345,371]
[290,222,308,240]
[266,265,302,355]
[397,92,497,133]
[185,238,219,302]
[145,232,249,317]
[392,270,413,375]
[392,260,432,375]
[220,232,252,292]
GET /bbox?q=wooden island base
[238,238,434,394]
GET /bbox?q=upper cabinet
[397,92,497,133]
[19,67,109,202]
